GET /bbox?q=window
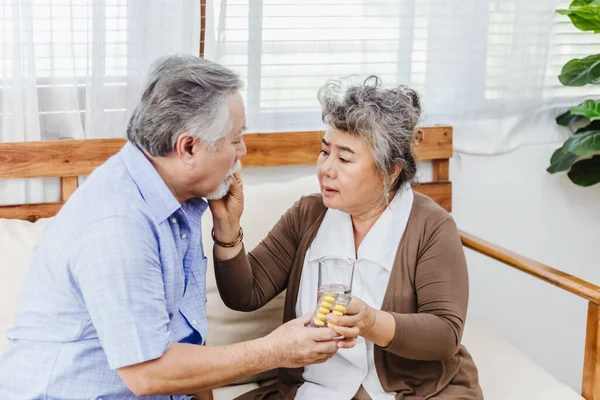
[0,0,129,139]
[207,0,597,132]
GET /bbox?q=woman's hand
[327,296,376,349]
[328,296,396,348]
[208,172,244,243]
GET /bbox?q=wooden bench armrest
[459,230,600,304]
[459,229,600,399]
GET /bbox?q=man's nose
[237,138,247,159]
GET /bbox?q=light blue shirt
[0,142,209,399]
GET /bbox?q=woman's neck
[350,199,389,255]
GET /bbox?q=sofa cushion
[213,382,260,400]
[462,317,583,400]
[0,217,52,356]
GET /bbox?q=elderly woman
[209,77,483,399]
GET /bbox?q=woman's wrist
[366,309,395,348]
[212,220,241,243]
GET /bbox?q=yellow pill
[327,323,335,328]
[313,318,325,326]
[316,313,327,320]
[334,305,346,312]
[321,301,333,309]
[332,310,343,316]
[323,295,336,303]
[318,307,330,314]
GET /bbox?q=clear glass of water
[310,256,355,328]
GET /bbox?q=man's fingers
[297,313,312,326]
[315,340,339,355]
[338,337,356,349]
[310,327,339,342]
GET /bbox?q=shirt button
[171,217,177,224]
[181,233,187,239]
[192,319,197,324]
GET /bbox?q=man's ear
[173,134,196,161]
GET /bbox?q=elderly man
[0,55,341,399]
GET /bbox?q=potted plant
[547,0,600,186]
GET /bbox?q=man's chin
[205,180,232,200]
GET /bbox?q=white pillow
[0,218,52,356]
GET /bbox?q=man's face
[184,92,247,200]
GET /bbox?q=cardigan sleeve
[213,198,304,312]
[382,214,469,360]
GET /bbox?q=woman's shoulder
[293,192,327,218]
[410,190,457,231]
[279,193,327,236]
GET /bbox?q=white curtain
[204,0,596,154]
[0,0,200,205]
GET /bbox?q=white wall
[452,143,600,392]
[241,142,600,391]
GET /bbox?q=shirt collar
[120,141,207,224]
[308,185,414,272]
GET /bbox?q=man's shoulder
[59,155,152,225]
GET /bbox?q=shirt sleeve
[70,215,172,370]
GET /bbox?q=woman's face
[317,126,386,215]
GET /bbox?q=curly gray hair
[318,76,421,197]
[127,54,243,157]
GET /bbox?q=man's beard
[205,160,242,200]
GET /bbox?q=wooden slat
[432,159,450,181]
[459,230,600,305]
[61,176,78,201]
[242,127,452,167]
[0,138,126,179]
[0,202,63,222]
[414,181,452,212]
[415,126,453,160]
[583,302,600,400]
[200,0,206,57]
[242,131,322,167]
[0,128,453,179]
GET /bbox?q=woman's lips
[322,186,339,195]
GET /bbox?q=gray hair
[318,76,421,197]
[127,54,243,156]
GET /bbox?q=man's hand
[265,314,342,368]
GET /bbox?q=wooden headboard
[0,126,452,221]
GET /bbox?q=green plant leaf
[547,130,600,173]
[576,119,600,133]
[559,54,600,86]
[567,155,600,186]
[570,99,600,120]
[548,149,579,173]
[557,5,600,32]
[557,109,589,127]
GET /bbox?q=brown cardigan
[214,192,483,399]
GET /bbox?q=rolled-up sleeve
[71,215,172,370]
